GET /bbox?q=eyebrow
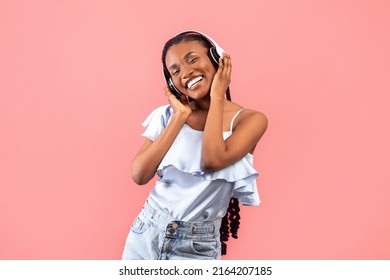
[168,51,196,71]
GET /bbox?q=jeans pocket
[130,215,150,234]
[191,239,218,257]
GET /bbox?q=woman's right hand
[164,86,192,120]
[131,87,192,185]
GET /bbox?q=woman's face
[165,40,216,100]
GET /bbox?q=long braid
[220,214,230,255]
[229,198,241,238]
[220,198,241,255]
[219,90,241,256]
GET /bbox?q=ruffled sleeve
[229,154,261,206]
[201,154,261,206]
[231,166,261,206]
[141,104,173,141]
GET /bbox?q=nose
[181,64,193,80]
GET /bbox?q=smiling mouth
[187,76,203,89]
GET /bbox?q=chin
[187,90,210,100]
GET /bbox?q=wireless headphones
[163,30,225,100]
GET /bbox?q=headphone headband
[174,30,224,57]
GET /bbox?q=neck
[190,95,212,111]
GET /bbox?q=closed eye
[171,68,180,76]
[188,57,198,64]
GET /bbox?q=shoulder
[242,109,268,125]
[225,103,268,154]
[234,107,268,136]
[226,100,268,131]
[142,104,174,127]
[146,104,174,119]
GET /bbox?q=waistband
[141,199,221,238]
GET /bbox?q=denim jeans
[122,199,222,260]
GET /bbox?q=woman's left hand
[210,52,232,99]
[164,86,192,119]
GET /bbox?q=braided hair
[220,86,240,256]
[161,32,240,256]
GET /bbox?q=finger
[226,52,232,65]
[220,52,229,77]
[217,56,224,74]
[225,52,232,77]
[164,85,172,97]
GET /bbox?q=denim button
[169,228,176,234]
[172,223,178,229]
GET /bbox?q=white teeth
[187,76,203,89]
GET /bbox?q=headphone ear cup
[164,66,183,100]
[168,78,183,100]
[208,47,220,68]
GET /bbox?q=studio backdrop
[1,0,389,259]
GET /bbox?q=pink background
[1,0,389,259]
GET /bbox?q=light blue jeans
[122,199,222,260]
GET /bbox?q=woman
[122,31,268,260]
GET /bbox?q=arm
[131,88,191,185]
[202,53,268,171]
